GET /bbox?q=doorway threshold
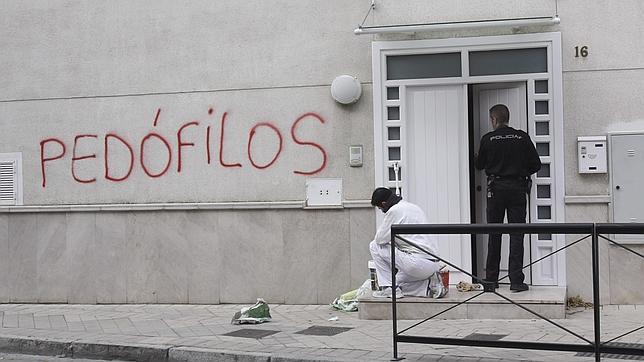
[358,285,566,320]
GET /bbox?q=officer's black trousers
[485,188,527,285]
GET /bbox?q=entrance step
[358,285,566,320]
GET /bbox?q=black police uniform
[475,125,541,288]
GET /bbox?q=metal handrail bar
[597,344,644,356]
[597,223,644,234]
[598,234,644,259]
[603,325,644,344]
[397,336,594,353]
[391,222,594,235]
[496,233,590,284]
[396,336,644,355]
[397,291,485,335]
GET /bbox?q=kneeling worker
[369,187,446,298]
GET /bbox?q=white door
[405,85,472,284]
[472,82,532,284]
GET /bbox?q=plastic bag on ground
[330,280,371,312]
[456,281,483,292]
[231,298,272,324]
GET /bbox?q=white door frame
[372,32,565,286]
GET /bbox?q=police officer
[475,104,541,292]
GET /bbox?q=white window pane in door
[387,106,400,120]
[388,147,401,161]
[537,142,550,156]
[387,87,399,100]
[535,121,549,136]
[387,53,462,80]
[537,185,551,199]
[535,80,548,94]
[388,167,402,181]
[538,205,552,220]
[387,127,400,140]
[537,164,550,178]
[469,48,547,76]
[535,100,549,115]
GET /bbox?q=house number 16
[574,46,589,58]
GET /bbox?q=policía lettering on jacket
[490,134,523,141]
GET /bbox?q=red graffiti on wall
[219,112,242,168]
[39,107,329,187]
[176,121,200,173]
[40,138,66,187]
[291,113,327,175]
[71,134,98,183]
[248,122,283,169]
[140,132,172,178]
[104,133,134,182]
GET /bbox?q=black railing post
[391,231,399,360]
[591,223,601,362]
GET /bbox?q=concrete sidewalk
[0,303,642,361]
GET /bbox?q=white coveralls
[370,200,441,297]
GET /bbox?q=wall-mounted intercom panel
[577,136,607,173]
[349,145,363,167]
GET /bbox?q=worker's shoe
[428,272,448,299]
[482,279,499,290]
[373,286,404,299]
[510,283,529,292]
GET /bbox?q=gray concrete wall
[1,0,375,205]
[1,0,379,304]
[2,1,373,102]
[0,209,375,304]
[2,0,644,304]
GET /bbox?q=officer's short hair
[371,187,392,206]
[489,104,510,124]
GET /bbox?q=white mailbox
[577,136,607,173]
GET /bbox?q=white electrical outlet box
[578,136,607,173]
[306,178,342,206]
[349,145,363,167]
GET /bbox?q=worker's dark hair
[489,104,510,124]
[371,187,392,206]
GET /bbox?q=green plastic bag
[330,280,371,312]
[231,298,272,324]
[331,289,359,312]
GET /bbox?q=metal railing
[389,223,644,362]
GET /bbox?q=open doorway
[468,82,533,285]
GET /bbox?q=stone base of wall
[0,208,375,304]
